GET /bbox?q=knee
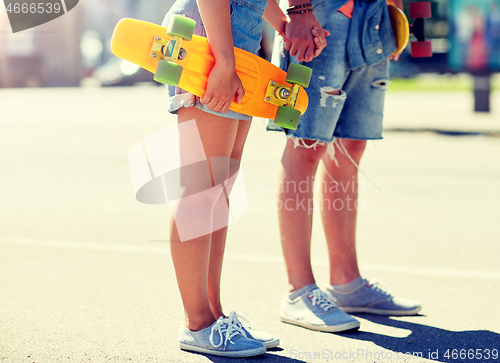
[339,139,366,163]
[282,138,326,169]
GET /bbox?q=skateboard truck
[409,2,432,57]
[267,64,312,130]
[150,35,187,62]
[265,81,300,109]
[150,16,196,86]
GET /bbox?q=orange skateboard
[389,2,432,57]
[111,16,312,129]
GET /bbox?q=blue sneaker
[326,278,422,316]
[178,311,266,358]
[279,284,360,332]
[231,312,280,349]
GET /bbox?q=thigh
[178,107,239,159]
[178,107,241,186]
[335,58,391,140]
[230,120,252,163]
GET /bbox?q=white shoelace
[367,279,391,296]
[231,312,262,332]
[308,289,337,311]
[209,311,247,349]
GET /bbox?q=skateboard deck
[111,18,309,121]
[388,4,410,55]
[388,2,432,57]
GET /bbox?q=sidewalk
[0,87,499,363]
[383,90,500,135]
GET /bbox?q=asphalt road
[1,87,499,363]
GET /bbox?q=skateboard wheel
[409,2,431,19]
[285,64,312,88]
[410,40,432,57]
[274,106,301,130]
[154,60,183,86]
[167,15,196,41]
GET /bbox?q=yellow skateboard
[111,16,312,130]
[389,2,432,57]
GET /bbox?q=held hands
[283,12,330,63]
[201,61,245,113]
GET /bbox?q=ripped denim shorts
[268,10,391,141]
[161,0,267,121]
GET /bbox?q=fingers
[290,40,314,62]
[235,85,245,105]
[311,26,328,58]
[288,41,297,58]
[201,94,224,112]
[201,77,245,113]
[389,51,402,61]
[201,93,233,113]
[286,26,329,62]
[304,45,315,63]
[219,101,231,114]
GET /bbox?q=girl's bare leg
[208,119,252,319]
[169,107,240,331]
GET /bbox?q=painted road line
[2,236,500,281]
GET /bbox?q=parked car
[92,57,161,86]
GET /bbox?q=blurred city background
[0,0,499,89]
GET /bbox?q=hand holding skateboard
[200,59,245,113]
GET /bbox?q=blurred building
[3,0,496,87]
[0,0,174,87]
[0,2,84,87]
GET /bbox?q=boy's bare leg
[208,119,252,319]
[169,107,239,331]
[319,139,366,285]
[277,138,326,292]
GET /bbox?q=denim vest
[313,0,397,68]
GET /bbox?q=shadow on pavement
[341,314,500,363]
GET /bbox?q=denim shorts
[162,0,267,121]
[268,7,391,141]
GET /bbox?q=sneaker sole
[179,343,266,358]
[280,315,360,333]
[339,306,422,316]
[263,338,280,349]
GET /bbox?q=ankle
[329,276,364,292]
[184,312,216,331]
[210,307,225,320]
[288,278,316,293]
[330,272,361,286]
